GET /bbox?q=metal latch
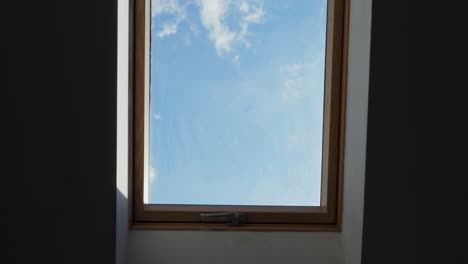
[200,212,246,226]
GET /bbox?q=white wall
[129,231,343,264]
[340,0,372,263]
[116,0,130,263]
[122,1,372,263]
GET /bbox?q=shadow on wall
[116,189,129,264]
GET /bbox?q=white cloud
[197,0,266,55]
[152,0,186,39]
[153,0,266,56]
[197,0,236,55]
[152,0,266,56]
[280,63,305,102]
[240,2,249,13]
[154,113,161,120]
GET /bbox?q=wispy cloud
[149,166,158,184]
[240,2,265,24]
[280,63,305,102]
[152,0,187,39]
[281,64,303,75]
[154,113,161,120]
[197,0,266,55]
[158,22,179,38]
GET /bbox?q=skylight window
[133,0,348,231]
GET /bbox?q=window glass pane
[147,0,327,206]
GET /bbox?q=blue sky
[147,0,327,206]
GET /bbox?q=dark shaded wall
[2,1,117,263]
[362,0,465,263]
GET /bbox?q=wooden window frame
[132,0,349,231]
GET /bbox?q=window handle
[199,212,246,226]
